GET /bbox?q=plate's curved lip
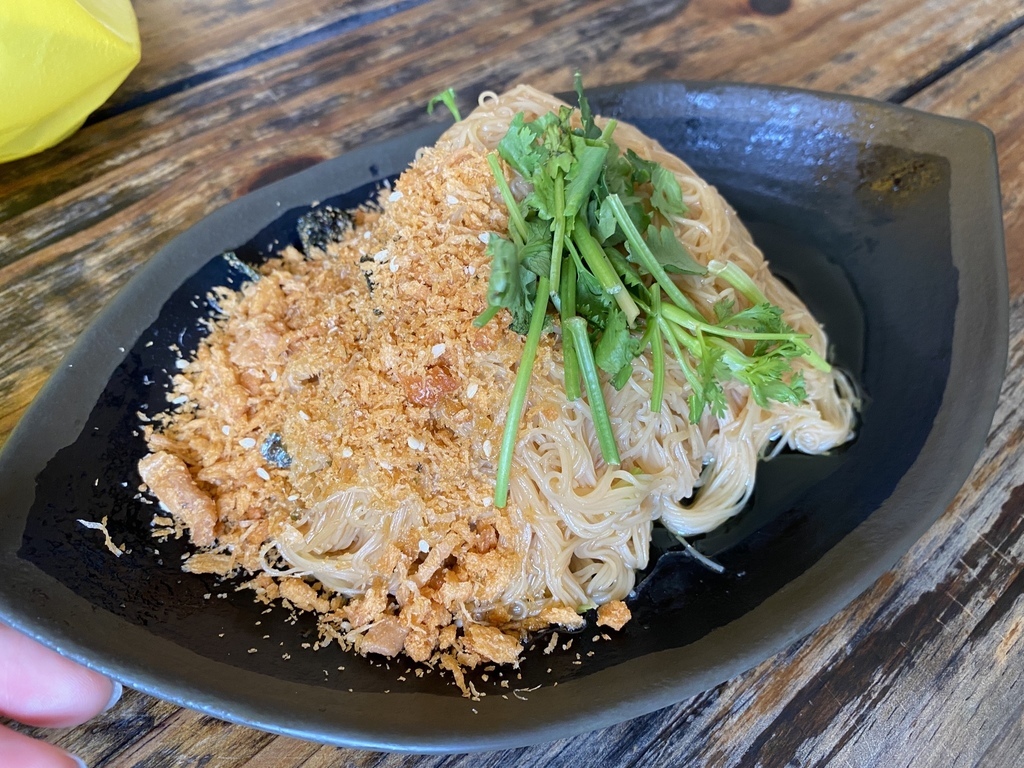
[0,80,1007,753]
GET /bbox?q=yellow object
[0,0,141,163]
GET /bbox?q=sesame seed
[388,190,403,202]
[466,382,478,399]
[447,195,459,204]
[299,410,310,421]
[465,264,476,276]
[408,436,426,451]
[341,447,354,458]
[373,249,389,263]
[432,343,446,358]
[482,496,492,507]
[239,437,257,449]
[174,359,188,370]
[482,440,492,458]
[419,539,430,553]
[389,258,400,273]
[256,467,271,481]
[221,425,231,436]
[478,232,490,244]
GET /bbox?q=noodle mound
[139,86,856,687]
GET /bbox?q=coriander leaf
[595,306,640,378]
[527,170,558,220]
[626,149,656,185]
[713,298,736,323]
[645,225,705,275]
[611,362,634,390]
[481,236,532,334]
[564,141,608,220]
[547,150,574,177]
[651,165,688,217]
[598,194,649,249]
[520,219,553,278]
[596,198,618,241]
[699,344,728,414]
[574,71,601,139]
[531,110,561,141]
[570,246,612,327]
[497,113,546,177]
[740,354,807,408]
[718,302,787,334]
[427,88,461,121]
[752,370,807,408]
[602,154,634,197]
[690,343,727,421]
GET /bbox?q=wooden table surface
[3,1,1023,765]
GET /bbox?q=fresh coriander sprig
[427,87,462,121]
[433,75,828,509]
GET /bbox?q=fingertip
[0,722,88,768]
[102,681,123,714]
[0,624,117,728]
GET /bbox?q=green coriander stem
[799,347,832,372]
[494,275,551,509]
[605,194,702,318]
[571,215,641,326]
[565,317,621,466]
[564,145,608,220]
[651,287,665,413]
[707,261,831,371]
[487,153,529,245]
[473,303,502,328]
[599,118,618,143]
[707,259,767,305]
[560,256,581,400]
[549,176,566,297]
[660,304,812,342]
[657,316,703,403]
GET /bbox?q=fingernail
[67,753,88,768]
[102,681,123,713]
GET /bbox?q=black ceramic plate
[0,82,1006,752]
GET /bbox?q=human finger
[0,623,120,728]
[0,721,85,768]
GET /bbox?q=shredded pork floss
[140,143,591,685]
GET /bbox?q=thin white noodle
[264,85,857,621]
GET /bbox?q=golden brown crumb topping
[596,601,631,631]
[139,145,585,688]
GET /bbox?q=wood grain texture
[2,0,1022,446]
[110,0,425,110]
[3,0,1024,766]
[905,30,1024,298]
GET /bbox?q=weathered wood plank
[109,0,422,110]
[904,30,1024,299]
[5,0,1023,228]
[3,0,1023,450]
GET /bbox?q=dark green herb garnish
[430,77,829,508]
